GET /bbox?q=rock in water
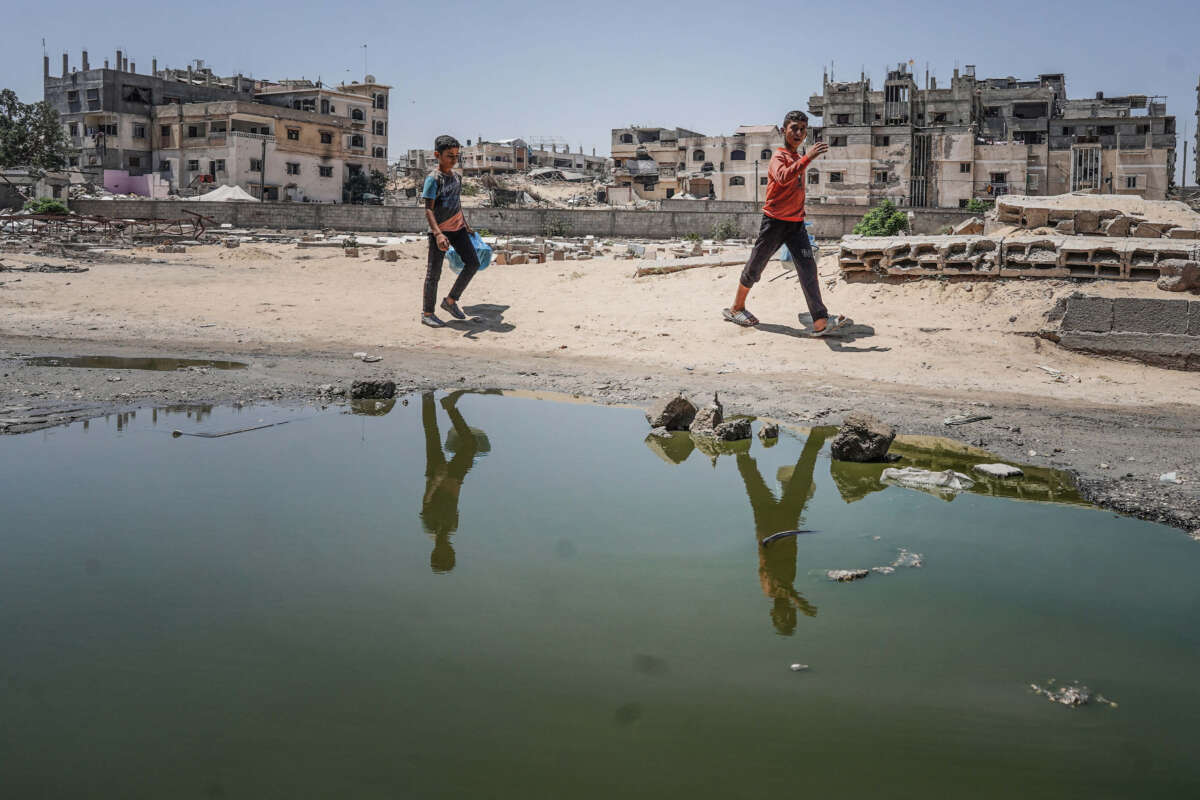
[689,392,724,436]
[827,569,869,582]
[645,394,697,431]
[713,418,752,441]
[882,467,975,493]
[973,463,1024,478]
[830,412,896,462]
[758,422,780,440]
[349,379,396,400]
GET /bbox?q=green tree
[344,171,371,203]
[367,168,388,197]
[852,199,909,236]
[0,89,69,174]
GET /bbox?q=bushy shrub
[684,232,702,243]
[23,197,68,215]
[710,219,740,241]
[852,199,909,236]
[965,197,993,214]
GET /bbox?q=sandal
[810,314,851,337]
[723,307,759,327]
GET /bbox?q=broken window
[132,124,146,139]
[1124,175,1138,189]
[211,122,227,133]
[373,121,386,136]
[249,159,263,173]
[187,125,204,138]
[692,149,705,161]
[373,147,385,158]
[620,133,633,144]
[122,85,149,103]
[287,128,300,140]
[808,171,820,185]
[286,162,300,175]
[68,156,79,167]
[68,122,79,137]
[933,112,947,123]
[351,108,365,121]
[67,90,79,103]
[1061,127,1072,136]
[128,156,140,168]
[989,172,1007,185]
[319,165,333,178]
[160,125,171,138]
[159,160,171,172]
[1137,124,1149,135]
[1097,125,1114,136]
[984,106,1000,118]
[874,135,890,146]
[373,93,387,109]
[873,170,889,184]
[760,149,771,160]
[829,136,847,147]
[187,159,200,171]
[828,172,844,183]
[665,189,674,198]
[730,149,746,161]
[760,177,768,186]
[729,176,745,186]
[959,163,971,173]
[835,114,850,124]
[102,124,118,136]
[86,88,99,101]
[213,160,226,173]
[320,131,333,144]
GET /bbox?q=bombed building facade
[610,126,704,200]
[42,50,389,201]
[805,64,1177,207]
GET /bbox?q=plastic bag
[779,222,816,262]
[447,232,493,273]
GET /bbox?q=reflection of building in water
[420,391,489,574]
[736,430,828,635]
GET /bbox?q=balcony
[1011,117,1048,132]
[229,131,275,142]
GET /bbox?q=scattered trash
[789,663,809,672]
[760,530,817,548]
[1160,472,1183,485]
[360,355,382,363]
[1037,365,1078,383]
[1029,679,1118,709]
[944,413,993,426]
[172,420,290,439]
[105,375,121,382]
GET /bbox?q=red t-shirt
[762,147,812,222]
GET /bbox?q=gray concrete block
[1190,301,1200,336]
[1111,297,1190,334]
[1062,296,1113,333]
[1074,210,1100,234]
[1024,207,1050,229]
[1055,331,1200,371]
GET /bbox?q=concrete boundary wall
[1045,295,1200,370]
[69,199,973,240]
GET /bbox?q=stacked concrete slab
[1043,294,1200,371]
[994,195,1200,240]
[840,233,1199,281]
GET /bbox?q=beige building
[459,138,528,175]
[806,64,1177,207]
[156,100,363,202]
[610,126,704,200]
[676,125,783,202]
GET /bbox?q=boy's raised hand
[806,142,829,160]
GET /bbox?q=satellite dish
[364,74,376,83]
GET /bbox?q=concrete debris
[688,392,723,436]
[830,412,896,462]
[1029,679,1117,708]
[1160,472,1183,484]
[827,569,869,582]
[1156,260,1200,293]
[758,421,780,440]
[952,217,984,235]
[711,418,752,441]
[943,413,992,426]
[882,467,976,493]
[973,463,1024,478]
[349,379,396,400]
[645,394,697,431]
[789,663,810,672]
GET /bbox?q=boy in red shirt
[723,110,849,335]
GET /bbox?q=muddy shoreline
[3,333,1196,536]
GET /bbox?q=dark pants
[739,214,828,322]
[424,228,479,314]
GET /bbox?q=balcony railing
[229,131,275,142]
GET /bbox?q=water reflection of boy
[735,429,829,635]
[420,391,483,573]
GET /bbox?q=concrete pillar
[82,51,90,70]
[187,66,193,84]
[130,61,135,73]
[152,58,157,75]
[116,50,123,71]
[104,59,109,69]
[43,55,49,78]
[62,53,69,77]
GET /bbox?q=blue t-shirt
[421,170,464,231]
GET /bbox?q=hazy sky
[6,0,1198,181]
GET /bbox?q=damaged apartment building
[805,64,1177,208]
[42,50,390,202]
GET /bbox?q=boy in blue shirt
[420,135,479,327]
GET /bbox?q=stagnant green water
[2,392,1198,798]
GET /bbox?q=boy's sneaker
[421,314,446,328]
[440,298,467,320]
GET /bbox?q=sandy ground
[2,238,1198,531]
